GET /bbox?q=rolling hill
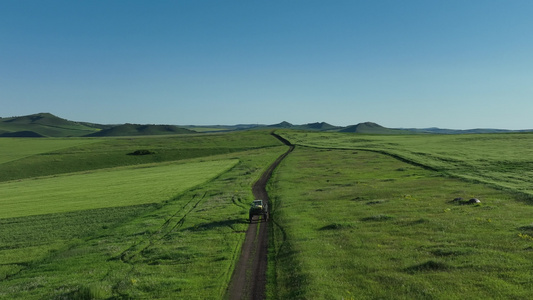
[297,122,341,131]
[0,113,197,137]
[0,113,102,137]
[84,123,196,136]
[4,113,530,137]
[267,121,294,129]
[339,122,411,134]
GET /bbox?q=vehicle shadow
[249,216,268,224]
[183,218,247,231]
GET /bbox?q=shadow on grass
[404,218,430,226]
[183,218,247,232]
[60,284,111,300]
[518,224,533,232]
[318,222,356,231]
[404,260,451,274]
[361,214,394,221]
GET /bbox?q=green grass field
[268,147,533,299]
[0,147,288,299]
[0,130,281,182]
[0,159,238,218]
[0,131,288,299]
[277,131,533,197]
[267,132,533,299]
[3,129,533,299]
[0,138,100,164]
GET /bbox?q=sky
[1,0,532,129]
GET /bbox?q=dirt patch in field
[226,133,293,300]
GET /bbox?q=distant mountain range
[85,123,195,137]
[1,113,532,137]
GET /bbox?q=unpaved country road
[226,133,293,300]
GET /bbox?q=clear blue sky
[1,1,532,129]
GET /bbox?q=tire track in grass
[118,160,242,263]
[110,192,209,296]
[115,192,207,263]
[109,160,242,295]
[227,133,293,300]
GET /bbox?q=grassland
[277,130,533,197]
[0,130,287,299]
[0,130,280,182]
[4,128,533,299]
[0,159,238,218]
[0,138,100,165]
[267,132,533,299]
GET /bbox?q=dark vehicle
[249,200,268,223]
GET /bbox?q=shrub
[128,149,155,156]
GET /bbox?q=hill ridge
[4,113,532,136]
[85,123,196,137]
[0,113,100,137]
[339,122,409,134]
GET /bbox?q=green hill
[339,122,411,134]
[298,122,340,131]
[0,113,100,137]
[85,123,196,137]
[267,121,294,129]
[8,113,509,137]
[267,121,339,131]
[0,113,196,137]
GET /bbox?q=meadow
[277,131,533,197]
[0,130,279,182]
[3,129,533,299]
[267,131,533,299]
[0,159,238,218]
[0,131,287,299]
[0,138,99,165]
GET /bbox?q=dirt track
[226,133,293,300]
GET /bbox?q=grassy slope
[0,147,287,299]
[8,128,533,298]
[0,130,288,299]
[0,130,281,182]
[0,159,238,218]
[0,138,101,165]
[0,113,100,137]
[85,124,196,136]
[278,131,533,197]
[268,147,533,299]
[0,113,196,137]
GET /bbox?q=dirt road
[226,133,293,300]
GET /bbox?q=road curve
[226,133,293,300]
